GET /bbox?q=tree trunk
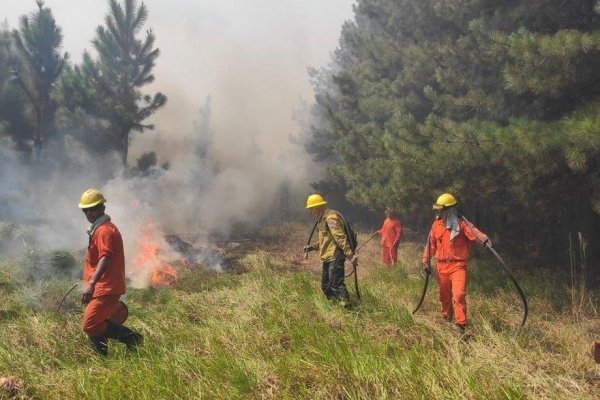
[121,129,129,166]
[33,110,43,162]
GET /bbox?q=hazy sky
[3,0,355,159]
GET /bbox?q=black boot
[456,323,470,340]
[89,335,108,356]
[105,320,143,351]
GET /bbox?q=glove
[483,238,492,248]
[350,254,358,267]
[303,244,315,253]
[423,263,431,275]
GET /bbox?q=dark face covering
[443,207,461,242]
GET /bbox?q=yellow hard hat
[433,193,457,210]
[306,194,327,209]
[78,188,107,208]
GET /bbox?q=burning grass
[0,224,599,399]
[131,221,228,288]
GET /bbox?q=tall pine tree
[10,0,68,161]
[80,0,166,165]
[0,24,33,153]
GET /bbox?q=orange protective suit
[422,217,488,325]
[379,217,402,266]
[83,295,121,336]
[82,221,126,336]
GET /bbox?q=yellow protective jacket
[311,209,354,262]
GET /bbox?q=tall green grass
[0,237,599,399]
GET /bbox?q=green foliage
[47,250,78,275]
[67,0,167,165]
[0,26,33,153]
[1,0,167,166]
[10,0,68,161]
[308,0,600,265]
[54,65,122,157]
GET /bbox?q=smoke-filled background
[1,0,354,279]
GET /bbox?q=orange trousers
[82,295,120,337]
[436,262,468,325]
[382,244,398,266]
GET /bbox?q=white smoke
[0,0,354,285]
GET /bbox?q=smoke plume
[0,0,353,286]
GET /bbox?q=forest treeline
[3,0,600,271]
[0,0,165,168]
[306,0,600,270]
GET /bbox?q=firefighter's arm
[304,241,319,252]
[422,228,436,263]
[421,234,433,275]
[327,214,354,258]
[82,256,110,304]
[461,220,490,246]
[394,222,402,246]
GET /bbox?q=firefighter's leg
[382,245,391,266]
[330,258,349,301]
[436,267,452,319]
[104,321,143,351]
[88,336,108,356]
[450,265,468,326]
[321,262,334,298]
[390,243,399,265]
[82,295,119,355]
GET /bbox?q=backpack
[330,210,358,253]
[329,210,361,301]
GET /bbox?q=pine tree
[0,24,33,153]
[82,0,166,165]
[309,0,600,265]
[10,0,68,161]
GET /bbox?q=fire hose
[344,231,378,278]
[339,230,379,302]
[412,233,431,314]
[461,216,528,328]
[304,218,319,260]
[355,231,379,253]
[336,230,381,302]
[350,257,361,301]
[56,283,129,324]
[57,283,79,313]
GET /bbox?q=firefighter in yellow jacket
[304,194,357,305]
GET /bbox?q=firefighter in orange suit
[79,189,142,356]
[422,193,489,333]
[377,207,402,266]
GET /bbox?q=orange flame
[133,221,178,287]
[150,264,177,287]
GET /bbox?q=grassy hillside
[1,225,599,399]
